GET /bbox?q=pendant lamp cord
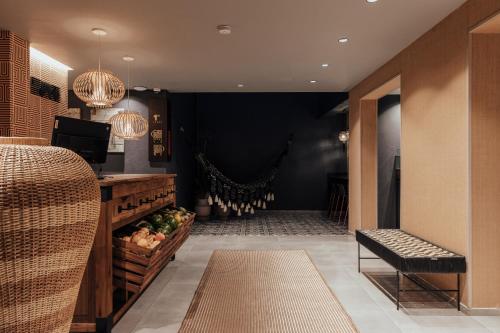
[127,60,130,111]
[97,33,101,73]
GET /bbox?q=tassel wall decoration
[223,205,228,213]
[208,195,213,206]
[263,202,267,210]
[250,207,255,214]
[237,209,242,217]
[257,200,262,208]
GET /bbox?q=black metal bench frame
[357,235,464,311]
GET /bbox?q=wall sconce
[339,131,350,143]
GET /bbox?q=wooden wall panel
[348,0,500,308]
[360,100,378,230]
[470,33,500,309]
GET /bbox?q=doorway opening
[377,92,401,229]
[358,75,401,230]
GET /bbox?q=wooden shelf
[71,174,189,333]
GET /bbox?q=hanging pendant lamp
[73,28,125,108]
[109,56,148,140]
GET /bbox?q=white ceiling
[0,0,466,92]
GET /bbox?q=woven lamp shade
[0,137,101,333]
[109,110,148,140]
[72,69,125,108]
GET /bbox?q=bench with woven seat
[356,229,466,311]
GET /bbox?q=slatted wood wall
[0,30,67,139]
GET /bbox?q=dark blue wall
[189,93,347,210]
[377,95,401,229]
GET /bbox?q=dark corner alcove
[377,95,401,229]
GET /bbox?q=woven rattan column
[0,137,101,333]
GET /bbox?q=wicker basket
[0,137,101,333]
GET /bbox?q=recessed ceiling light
[366,0,378,2]
[310,80,317,84]
[122,56,134,62]
[338,37,349,43]
[321,64,329,68]
[133,86,147,91]
[217,25,232,35]
[237,84,244,88]
[91,28,107,36]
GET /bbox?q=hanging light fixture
[109,56,148,140]
[73,28,125,108]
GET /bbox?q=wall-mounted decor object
[339,130,350,143]
[72,28,125,108]
[0,137,100,333]
[109,56,148,140]
[91,108,125,153]
[148,91,172,162]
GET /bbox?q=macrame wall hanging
[196,134,293,217]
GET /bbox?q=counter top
[98,173,177,187]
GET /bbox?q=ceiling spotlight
[122,56,135,62]
[338,37,349,43]
[321,64,329,68]
[310,80,317,84]
[217,25,232,35]
[91,28,107,36]
[366,0,379,2]
[133,86,147,91]
[237,84,244,88]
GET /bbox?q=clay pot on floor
[195,198,211,221]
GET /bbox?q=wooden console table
[70,174,186,333]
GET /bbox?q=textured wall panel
[0,29,68,139]
[30,51,68,140]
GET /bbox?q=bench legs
[396,271,400,310]
[395,271,461,311]
[358,243,462,311]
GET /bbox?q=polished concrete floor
[114,234,500,333]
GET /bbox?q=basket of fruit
[112,207,195,292]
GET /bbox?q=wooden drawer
[150,187,166,207]
[111,195,137,223]
[112,215,195,293]
[135,191,154,213]
[165,184,176,204]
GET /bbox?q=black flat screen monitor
[51,116,111,164]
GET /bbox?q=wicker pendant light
[109,56,148,140]
[73,28,125,108]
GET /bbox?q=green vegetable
[159,224,172,235]
[163,215,177,230]
[149,214,164,230]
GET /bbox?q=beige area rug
[179,250,358,333]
